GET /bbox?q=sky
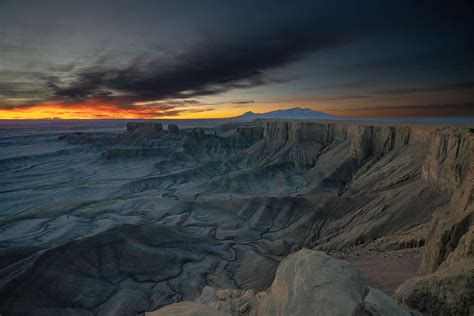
[0,0,473,119]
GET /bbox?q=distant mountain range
[228,107,474,125]
[230,107,335,121]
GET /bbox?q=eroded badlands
[0,120,472,315]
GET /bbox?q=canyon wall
[397,129,473,314]
[2,119,472,315]
[255,120,473,314]
[260,120,436,151]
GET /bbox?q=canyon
[0,119,472,315]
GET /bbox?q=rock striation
[1,119,472,315]
[237,126,264,139]
[421,128,472,192]
[246,121,474,314]
[396,129,473,315]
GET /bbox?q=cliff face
[421,128,472,192]
[260,120,434,155]
[262,121,345,144]
[126,122,163,137]
[93,120,474,314]
[349,125,415,161]
[237,126,264,139]
[419,130,473,274]
[259,121,474,315]
[2,119,472,315]
[254,121,474,314]
[396,131,473,315]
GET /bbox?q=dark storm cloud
[49,0,444,105]
[329,103,474,115]
[313,95,370,101]
[0,82,43,98]
[1,0,474,117]
[232,100,255,104]
[48,23,348,103]
[377,81,474,96]
[50,71,111,99]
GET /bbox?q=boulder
[396,259,474,315]
[253,250,413,316]
[148,249,413,315]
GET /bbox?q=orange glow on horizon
[0,99,461,120]
[0,101,275,120]
[0,104,155,120]
[0,103,241,120]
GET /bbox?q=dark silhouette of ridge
[231,107,334,121]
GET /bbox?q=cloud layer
[1,0,473,118]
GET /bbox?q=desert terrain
[0,119,472,315]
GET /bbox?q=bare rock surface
[167,124,179,134]
[395,130,474,315]
[254,250,369,315]
[0,120,472,315]
[127,122,163,135]
[336,249,422,295]
[149,249,414,316]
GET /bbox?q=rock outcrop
[191,128,206,139]
[421,128,472,192]
[126,122,163,137]
[237,126,264,139]
[252,250,411,315]
[396,130,474,315]
[148,249,414,316]
[2,119,472,315]
[250,121,436,170]
[168,124,179,134]
[247,121,473,314]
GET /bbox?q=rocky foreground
[0,120,472,315]
[149,249,414,316]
